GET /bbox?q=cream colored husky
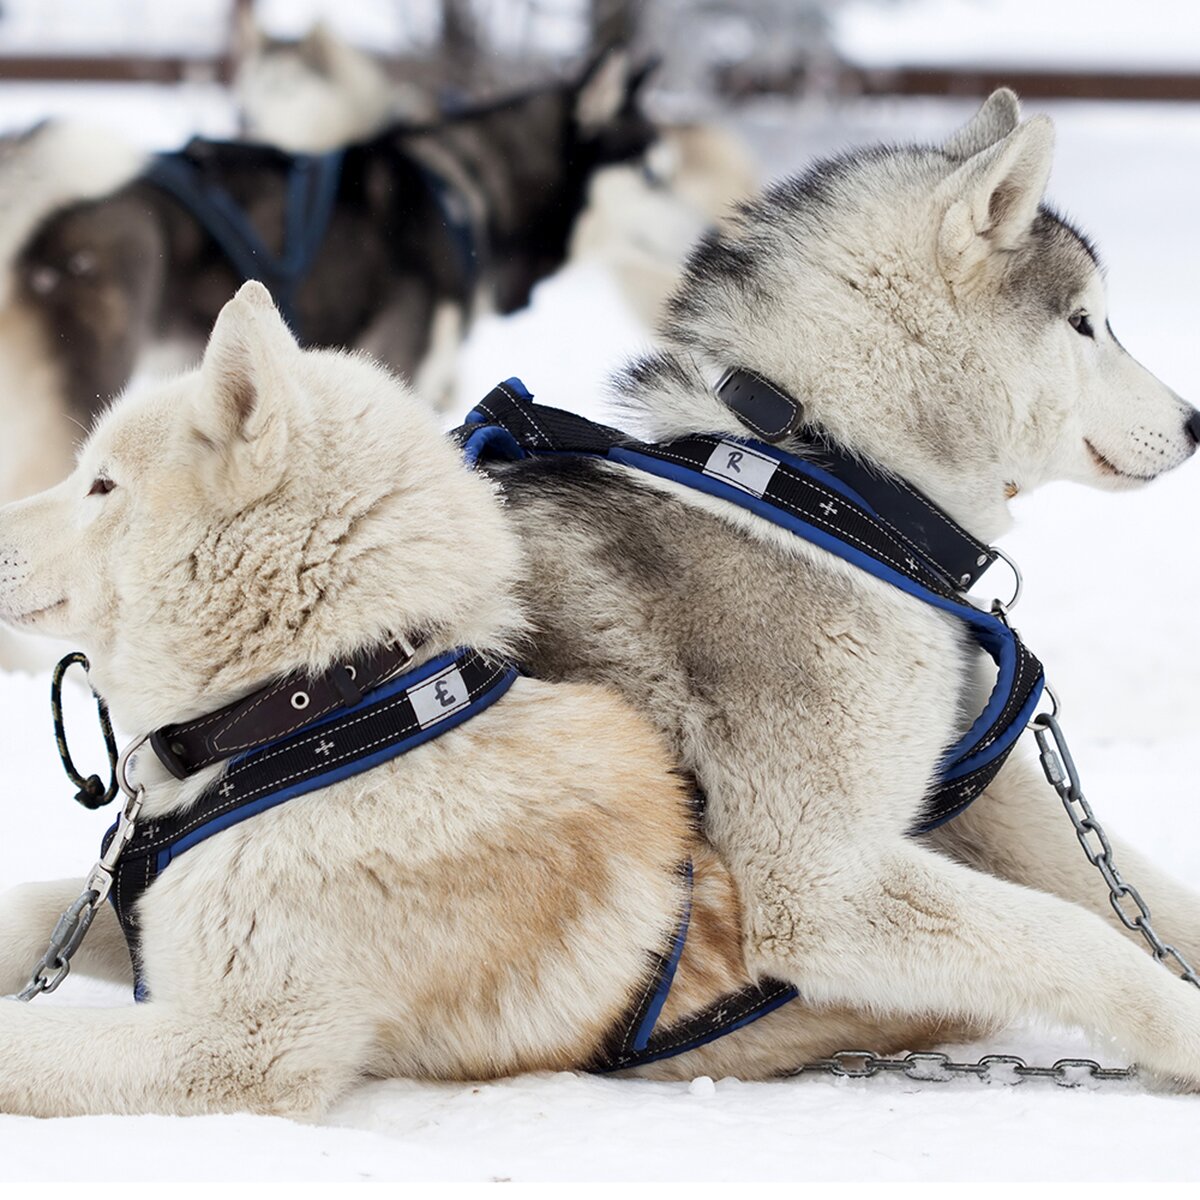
[0,282,946,1118]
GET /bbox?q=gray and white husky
[487,89,1200,1086]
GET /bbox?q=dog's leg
[928,751,1200,964]
[0,999,365,1117]
[0,878,132,993]
[743,841,1200,1087]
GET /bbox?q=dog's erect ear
[576,46,642,132]
[300,21,342,77]
[936,116,1054,282]
[234,5,265,57]
[195,281,296,496]
[943,89,1021,159]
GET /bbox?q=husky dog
[0,47,653,513]
[570,122,759,326]
[235,19,435,153]
[0,282,955,1117]
[485,90,1200,1085]
[231,16,760,335]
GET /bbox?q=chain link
[1033,712,1200,990]
[785,1049,1136,1088]
[5,781,144,1004]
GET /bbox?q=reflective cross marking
[219,781,234,798]
[315,739,336,758]
[819,501,838,517]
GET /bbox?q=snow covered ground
[2,86,1200,1180]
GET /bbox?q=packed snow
[2,79,1200,1180]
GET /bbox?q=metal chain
[786,676,1199,1086]
[5,767,144,1003]
[1032,711,1200,989]
[785,1050,1135,1087]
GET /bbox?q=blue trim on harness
[151,651,515,876]
[464,379,1041,810]
[630,861,693,1053]
[143,147,344,339]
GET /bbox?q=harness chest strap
[458,378,1045,834]
[107,649,518,997]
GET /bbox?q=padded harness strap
[458,378,1045,833]
[142,145,344,340]
[106,649,517,998]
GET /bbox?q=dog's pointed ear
[936,116,1054,283]
[300,20,341,76]
[234,5,265,57]
[576,45,640,132]
[195,281,296,496]
[943,89,1021,158]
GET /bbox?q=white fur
[235,20,432,152]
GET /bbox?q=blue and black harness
[102,373,1043,1070]
[141,140,479,341]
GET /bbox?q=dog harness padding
[459,379,1045,833]
[106,649,518,998]
[142,143,345,340]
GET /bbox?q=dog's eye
[1069,311,1095,339]
[88,475,116,496]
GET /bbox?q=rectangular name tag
[702,440,779,498]
[408,666,471,729]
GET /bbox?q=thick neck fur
[615,152,1064,544]
[90,379,525,734]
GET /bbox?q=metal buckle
[377,634,417,686]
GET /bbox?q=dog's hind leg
[927,750,1200,968]
[0,998,366,1117]
[743,841,1200,1089]
[0,878,132,993]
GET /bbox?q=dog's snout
[1187,407,1200,449]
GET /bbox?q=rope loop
[50,652,118,809]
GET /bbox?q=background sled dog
[0,46,653,512]
[484,90,1200,1087]
[233,20,761,331]
[0,283,950,1118]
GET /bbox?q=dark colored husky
[8,49,655,442]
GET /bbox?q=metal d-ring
[988,546,1023,618]
[1029,682,1061,728]
[115,733,151,800]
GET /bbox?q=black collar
[715,367,996,591]
[150,635,423,779]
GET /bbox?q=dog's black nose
[1188,408,1200,447]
